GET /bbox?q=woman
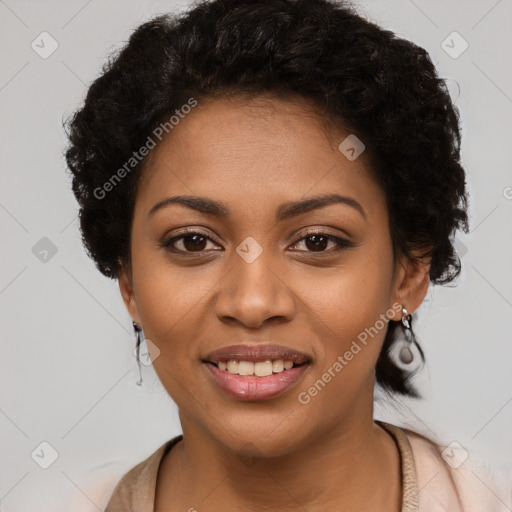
[64,0,511,510]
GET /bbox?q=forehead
[135,95,386,223]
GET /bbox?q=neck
[159,397,401,511]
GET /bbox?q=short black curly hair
[63,0,470,398]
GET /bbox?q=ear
[117,259,141,324]
[389,249,432,321]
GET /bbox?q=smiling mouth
[203,359,311,401]
[209,359,308,377]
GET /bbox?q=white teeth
[272,359,284,373]
[238,361,254,375]
[217,359,298,376]
[227,360,239,374]
[254,360,273,377]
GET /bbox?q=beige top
[104,421,512,511]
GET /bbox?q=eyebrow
[148,193,366,222]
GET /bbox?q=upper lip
[204,344,311,365]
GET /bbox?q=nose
[214,248,296,329]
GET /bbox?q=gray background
[1,0,511,510]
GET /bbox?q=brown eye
[289,233,352,254]
[181,234,208,251]
[161,232,220,253]
[304,234,330,252]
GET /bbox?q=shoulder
[402,426,512,512]
[105,436,182,512]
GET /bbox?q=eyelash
[159,228,353,256]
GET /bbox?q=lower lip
[204,362,310,401]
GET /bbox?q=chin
[208,410,313,459]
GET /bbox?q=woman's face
[119,95,424,456]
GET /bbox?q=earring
[389,307,424,372]
[132,321,144,386]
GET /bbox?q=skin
[118,94,431,511]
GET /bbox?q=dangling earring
[389,307,424,372]
[132,321,144,386]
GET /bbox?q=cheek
[295,271,393,420]
[132,263,212,402]
[302,238,394,364]
[307,281,389,373]
[131,254,214,360]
